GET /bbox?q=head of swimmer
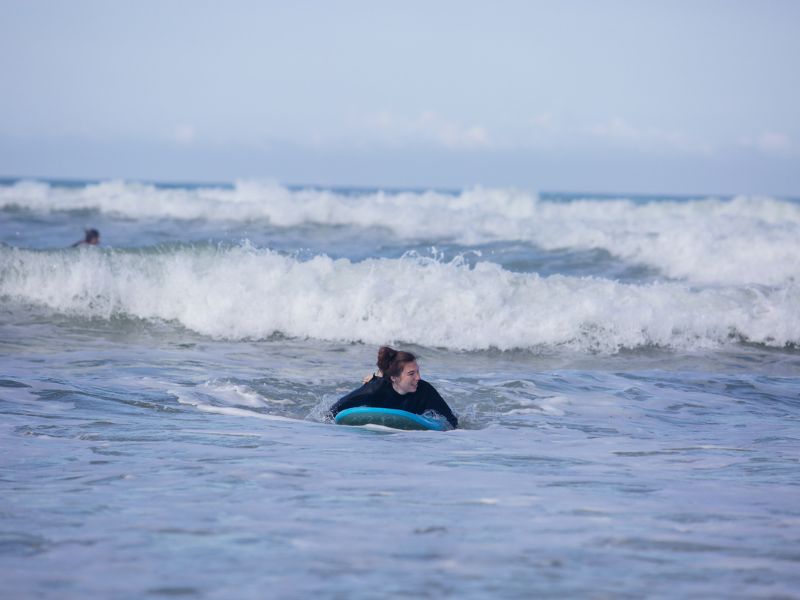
[377,346,420,395]
[84,229,100,245]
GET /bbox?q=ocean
[1,178,799,599]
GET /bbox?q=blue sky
[1,0,799,195]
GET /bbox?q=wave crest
[2,244,797,352]
[3,180,799,286]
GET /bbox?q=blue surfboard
[334,407,447,431]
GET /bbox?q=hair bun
[376,346,417,379]
[376,346,397,372]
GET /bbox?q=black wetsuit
[330,377,458,429]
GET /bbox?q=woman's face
[391,361,420,395]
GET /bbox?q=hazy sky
[1,0,799,195]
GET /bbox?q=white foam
[172,388,295,422]
[3,180,799,286]
[2,244,797,352]
[201,381,266,408]
[193,404,296,422]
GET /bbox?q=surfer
[72,228,100,247]
[330,346,458,429]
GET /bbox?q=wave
[2,180,799,286]
[2,244,797,353]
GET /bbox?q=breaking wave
[3,179,798,286]
[2,243,797,353]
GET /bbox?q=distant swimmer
[72,228,100,247]
[329,346,458,429]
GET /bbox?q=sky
[1,0,799,196]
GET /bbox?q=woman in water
[329,346,458,429]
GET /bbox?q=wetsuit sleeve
[328,377,383,418]
[422,382,459,429]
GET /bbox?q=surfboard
[334,407,447,431]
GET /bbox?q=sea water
[1,179,799,599]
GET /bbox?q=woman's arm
[328,377,384,417]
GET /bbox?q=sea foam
[1,244,797,352]
[2,180,798,286]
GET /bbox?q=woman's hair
[377,346,416,379]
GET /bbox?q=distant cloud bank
[739,131,795,156]
[357,110,492,151]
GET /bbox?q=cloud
[359,110,492,150]
[172,125,197,145]
[740,131,794,156]
[530,113,559,132]
[586,117,713,155]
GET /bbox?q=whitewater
[2,179,799,599]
